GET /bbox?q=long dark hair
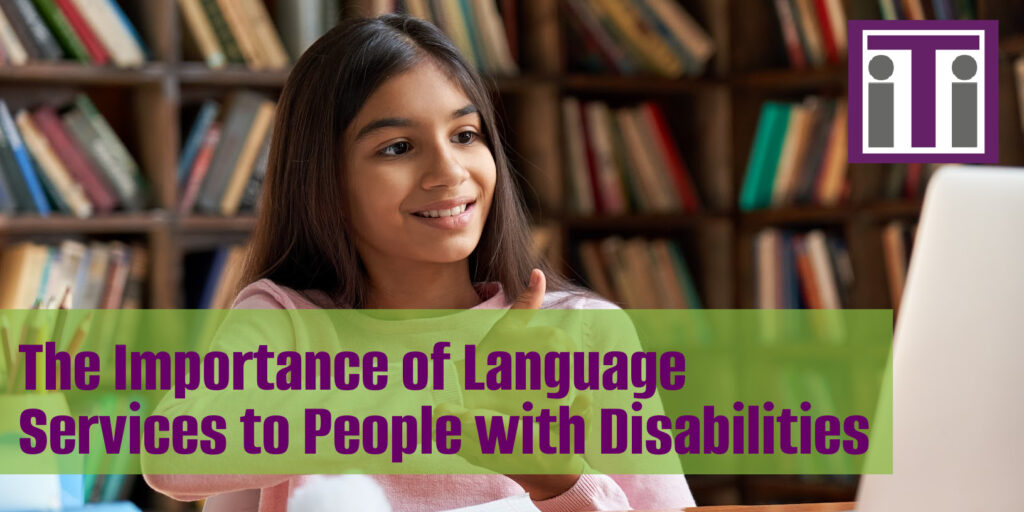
[242,14,579,307]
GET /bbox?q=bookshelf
[2,0,1024,507]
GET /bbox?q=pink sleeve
[531,474,629,512]
[531,474,695,512]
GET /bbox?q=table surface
[627,503,856,512]
[687,504,854,511]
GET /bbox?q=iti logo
[849,20,998,163]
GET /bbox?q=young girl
[146,14,695,511]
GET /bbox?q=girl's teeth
[419,204,468,218]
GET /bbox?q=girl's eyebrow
[354,104,479,141]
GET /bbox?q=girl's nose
[421,142,469,189]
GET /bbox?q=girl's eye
[453,130,478,145]
[379,141,411,157]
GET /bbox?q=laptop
[854,166,1024,511]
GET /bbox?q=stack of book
[753,228,854,309]
[577,237,701,309]
[186,245,247,309]
[562,0,713,77]
[739,97,848,211]
[178,91,275,216]
[177,0,289,69]
[364,0,518,75]
[876,0,976,20]
[562,98,701,215]
[0,239,147,309]
[878,163,941,201]
[0,0,145,67]
[0,95,146,216]
[882,220,916,311]
[772,0,846,69]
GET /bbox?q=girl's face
[342,59,496,270]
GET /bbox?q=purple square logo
[848,20,998,163]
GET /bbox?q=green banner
[0,308,892,475]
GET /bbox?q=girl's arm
[528,299,696,511]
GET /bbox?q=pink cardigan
[145,279,696,512]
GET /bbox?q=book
[814,98,848,206]
[200,0,244,64]
[774,0,806,69]
[641,102,701,212]
[178,100,221,186]
[561,97,595,215]
[770,100,813,207]
[16,109,93,218]
[30,0,88,62]
[0,107,36,212]
[7,0,62,60]
[239,131,270,212]
[437,0,480,70]
[563,0,635,74]
[72,94,144,210]
[120,245,148,309]
[0,161,12,213]
[0,1,41,61]
[0,6,29,65]
[275,0,329,61]
[236,0,289,69]
[740,102,791,211]
[582,101,627,214]
[196,91,264,213]
[472,0,517,74]
[0,242,49,308]
[54,0,109,65]
[577,241,616,302]
[592,0,684,77]
[180,123,221,213]
[31,106,118,213]
[643,0,715,75]
[68,0,145,67]
[217,0,264,68]
[179,0,226,67]
[0,99,50,215]
[220,99,275,215]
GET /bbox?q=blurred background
[0,0,1021,509]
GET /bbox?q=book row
[754,228,854,309]
[0,240,146,309]
[771,0,847,69]
[178,0,289,69]
[562,0,713,78]
[875,0,977,20]
[178,91,274,216]
[878,163,941,201]
[0,95,145,217]
[740,97,848,212]
[577,236,701,309]
[363,0,517,75]
[0,0,145,67]
[562,98,701,216]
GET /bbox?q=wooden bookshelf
[2,0,1024,508]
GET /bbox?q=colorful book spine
[30,0,89,62]
[10,0,63,60]
[178,101,221,185]
[0,100,50,215]
[54,0,109,65]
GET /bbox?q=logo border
[847,19,999,164]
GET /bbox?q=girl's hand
[444,269,592,499]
